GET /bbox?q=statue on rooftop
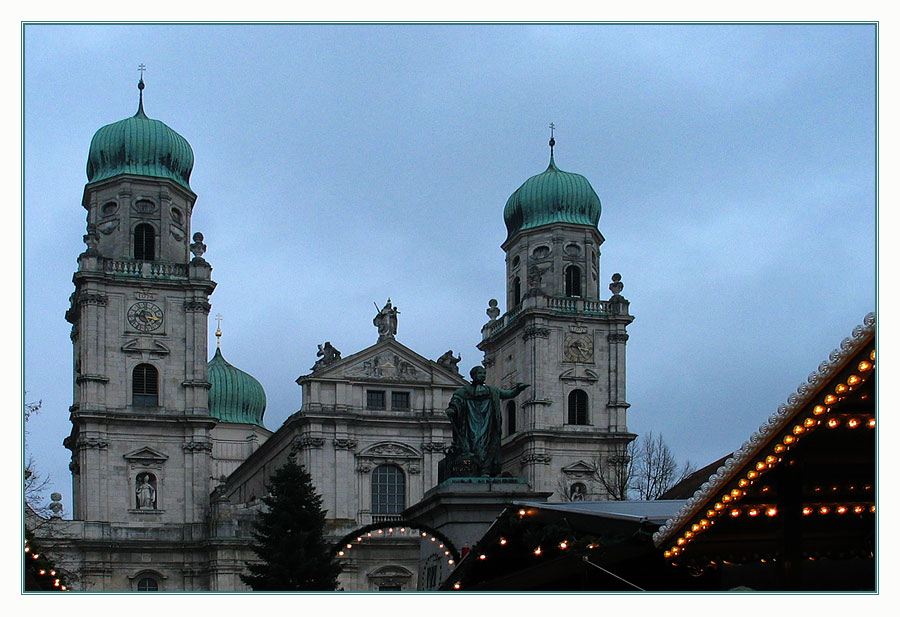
[373,299,399,341]
[312,341,342,371]
[444,366,529,477]
[437,350,461,373]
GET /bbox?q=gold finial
[215,313,223,349]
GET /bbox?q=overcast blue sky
[22,24,876,512]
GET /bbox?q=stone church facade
[32,83,635,591]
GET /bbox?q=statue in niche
[443,366,529,477]
[437,350,461,373]
[312,341,341,371]
[135,473,157,509]
[373,298,399,340]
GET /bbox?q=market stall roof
[515,499,687,525]
[651,312,876,584]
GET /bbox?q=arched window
[567,389,588,425]
[133,364,159,406]
[513,277,521,306]
[136,577,159,591]
[565,265,582,297]
[134,223,155,261]
[506,401,517,435]
[371,464,405,517]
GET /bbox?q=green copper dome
[207,348,267,427]
[503,154,602,241]
[86,84,194,191]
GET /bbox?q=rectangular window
[366,390,386,409]
[391,391,410,410]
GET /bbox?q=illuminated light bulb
[761,486,771,493]
[824,394,837,405]
[847,418,860,429]
[338,551,344,557]
[765,507,778,517]
[714,502,725,511]
[819,506,830,515]
[421,532,427,537]
[444,551,450,556]
[729,509,741,518]
[400,528,406,532]
[847,375,860,386]
[700,519,710,528]
[684,531,693,539]
[50,571,55,576]
[707,509,717,518]
[346,544,352,549]
[676,538,685,546]
[366,532,372,537]
[39,570,45,575]
[756,462,766,471]
[765,455,777,464]
[738,479,749,488]
[835,383,848,395]
[853,506,864,514]
[376,530,383,534]
[453,582,460,589]
[439,544,444,549]
[827,418,840,428]
[499,538,507,545]
[448,559,455,565]
[431,537,436,542]
[867,418,876,428]
[748,508,759,517]
[534,546,543,555]
[869,349,875,361]
[837,506,848,514]
[691,524,700,532]
[783,435,795,445]
[858,361,871,372]
[731,488,742,498]
[747,470,759,480]
[479,554,487,560]
[559,541,568,549]
[802,507,813,516]
[804,417,816,428]
[813,405,826,415]
[870,505,876,513]
[664,551,672,558]
[357,537,362,542]
[793,425,805,435]
[33,554,39,559]
[774,444,786,454]
[518,509,526,517]
[721,494,732,503]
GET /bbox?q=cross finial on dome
[215,313,223,349]
[136,63,147,117]
[549,122,556,154]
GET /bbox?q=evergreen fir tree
[241,458,342,591]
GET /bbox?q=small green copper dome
[207,348,267,427]
[503,154,602,241]
[86,85,194,191]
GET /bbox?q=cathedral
[35,80,636,591]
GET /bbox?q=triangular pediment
[123,446,169,464]
[122,338,170,356]
[559,367,598,383]
[298,338,468,387]
[561,460,596,476]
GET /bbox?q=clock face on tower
[564,333,594,363]
[127,301,164,332]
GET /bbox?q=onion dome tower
[86,77,194,191]
[502,151,602,243]
[478,127,634,501]
[207,327,267,428]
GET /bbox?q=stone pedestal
[403,477,551,553]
